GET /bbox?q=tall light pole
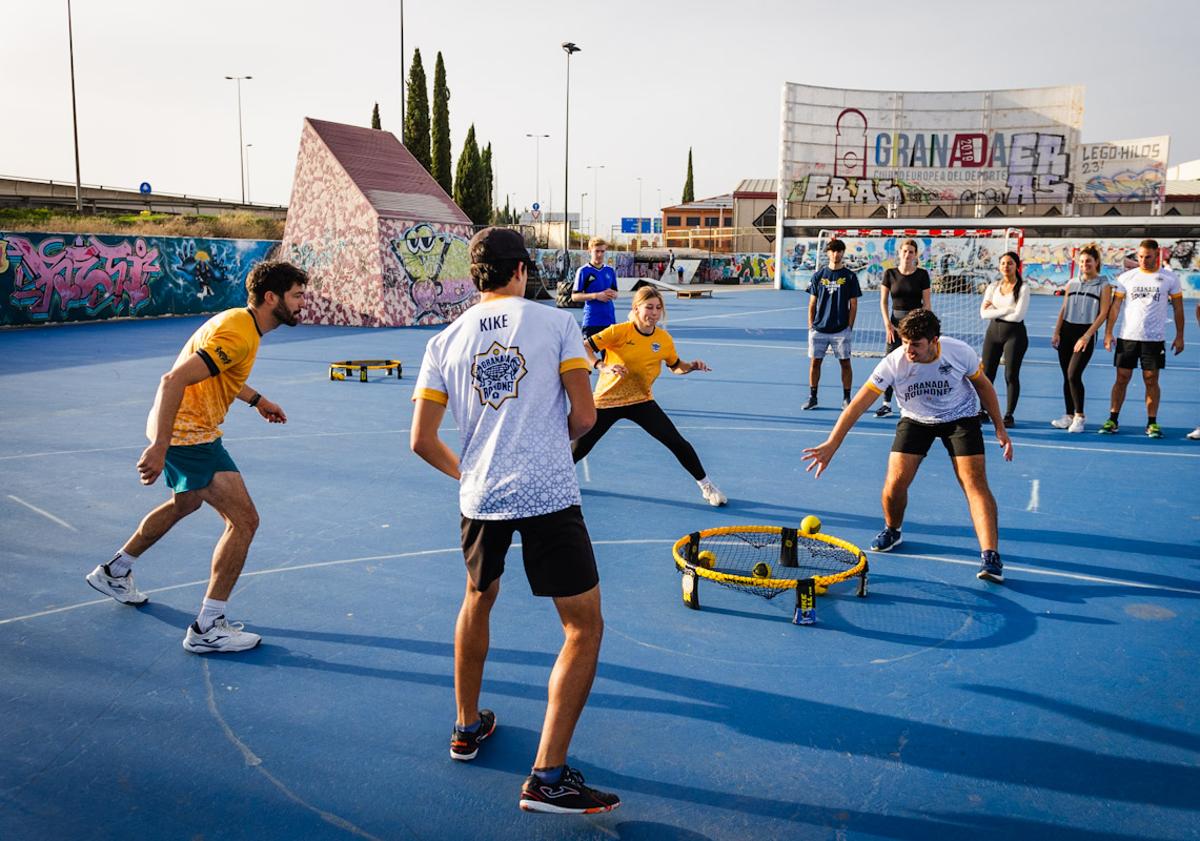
[561,41,580,260]
[66,0,82,212]
[400,0,405,125]
[525,133,549,209]
[636,176,643,250]
[224,75,252,204]
[580,192,588,239]
[586,164,605,242]
[244,143,253,204]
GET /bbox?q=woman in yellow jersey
[574,286,727,506]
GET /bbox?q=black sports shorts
[460,505,599,597]
[1113,339,1166,371]
[892,415,986,458]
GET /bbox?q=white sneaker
[86,564,149,605]
[699,480,727,507]
[1068,416,1086,434]
[182,617,262,654]
[1188,426,1200,441]
[1050,415,1072,429]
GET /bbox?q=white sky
[2,0,1197,235]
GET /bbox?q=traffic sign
[139,182,152,195]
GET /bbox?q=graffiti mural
[1005,133,1072,205]
[384,222,477,324]
[0,232,277,326]
[779,235,1200,297]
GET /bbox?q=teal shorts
[162,439,239,493]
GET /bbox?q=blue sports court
[2,289,1197,840]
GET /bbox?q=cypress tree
[431,52,453,195]
[403,49,431,171]
[371,102,381,130]
[481,142,494,220]
[454,125,488,224]
[682,147,695,203]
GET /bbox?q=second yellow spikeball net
[673,522,868,626]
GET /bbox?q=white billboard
[778,84,1086,210]
[1077,135,1169,203]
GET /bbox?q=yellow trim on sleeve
[559,357,591,374]
[413,388,449,405]
[864,381,884,395]
[967,362,985,381]
[1112,291,1126,299]
[1169,292,1184,300]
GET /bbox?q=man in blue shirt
[571,237,618,341]
[804,238,862,410]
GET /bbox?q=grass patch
[0,208,283,240]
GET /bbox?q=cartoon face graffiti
[390,223,476,322]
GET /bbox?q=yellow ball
[331,370,346,381]
[696,550,717,568]
[752,562,771,578]
[801,515,822,535]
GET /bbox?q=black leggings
[571,400,706,480]
[1056,321,1095,415]
[981,320,1029,418]
[882,311,907,403]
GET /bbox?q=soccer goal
[815,227,1024,357]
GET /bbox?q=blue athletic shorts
[162,439,239,493]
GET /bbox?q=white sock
[196,598,227,632]
[697,476,710,487]
[106,550,136,577]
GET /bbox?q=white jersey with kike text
[866,337,983,424]
[1113,268,1183,342]
[414,297,592,520]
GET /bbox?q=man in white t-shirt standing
[1099,239,1186,438]
[411,227,620,814]
[802,309,1013,583]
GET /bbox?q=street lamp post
[224,75,252,204]
[244,143,253,204]
[636,176,643,251]
[66,0,82,212]
[525,133,549,210]
[586,164,605,242]
[561,42,580,263]
[580,192,588,242]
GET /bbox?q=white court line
[886,550,1200,596]
[0,541,675,626]
[581,456,591,483]
[6,494,78,531]
[1026,479,1040,513]
[201,660,386,841]
[1,537,1190,627]
[667,305,804,324]
[6,422,1197,462]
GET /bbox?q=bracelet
[248,393,262,408]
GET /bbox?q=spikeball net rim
[671,525,868,590]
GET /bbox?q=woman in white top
[979,251,1029,427]
[1049,244,1112,433]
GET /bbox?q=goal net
[815,227,1024,357]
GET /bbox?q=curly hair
[897,308,941,342]
[245,261,309,306]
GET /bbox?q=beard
[273,299,299,326]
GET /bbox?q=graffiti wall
[0,232,277,326]
[779,235,1200,297]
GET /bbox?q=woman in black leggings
[1050,243,1112,433]
[876,237,932,417]
[574,286,726,506]
[980,251,1029,428]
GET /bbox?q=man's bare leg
[454,577,500,727]
[194,471,259,600]
[951,454,998,551]
[533,585,604,770]
[881,452,922,530]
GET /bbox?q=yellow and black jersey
[589,322,679,409]
[161,308,262,446]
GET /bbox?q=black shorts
[460,505,599,597]
[1113,339,1166,371]
[892,416,985,458]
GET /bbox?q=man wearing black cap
[410,227,621,814]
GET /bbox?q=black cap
[469,227,530,265]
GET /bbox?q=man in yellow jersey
[86,261,308,653]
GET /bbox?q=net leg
[681,567,700,611]
[793,579,816,625]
